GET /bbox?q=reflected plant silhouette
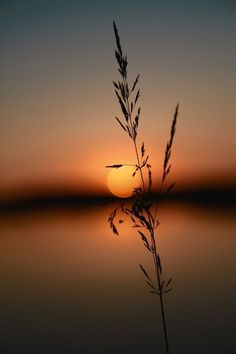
[107,22,178,354]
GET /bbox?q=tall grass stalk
[107,22,178,354]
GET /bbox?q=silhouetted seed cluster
[162,104,178,192]
[112,21,141,142]
[107,22,179,354]
[108,207,118,235]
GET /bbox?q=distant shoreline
[0,186,235,215]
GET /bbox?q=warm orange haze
[1,201,235,353]
[0,2,236,354]
[0,1,236,200]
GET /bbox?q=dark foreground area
[0,192,235,354]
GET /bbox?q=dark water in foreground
[0,202,235,354]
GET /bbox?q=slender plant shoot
[107,22,179,354]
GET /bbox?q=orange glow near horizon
[1,2,236,197]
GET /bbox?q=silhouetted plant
[107,22,179,354]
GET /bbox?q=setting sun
[107,165,141,198]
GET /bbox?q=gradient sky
[1,0,236,196]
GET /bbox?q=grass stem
[108,21,178,354]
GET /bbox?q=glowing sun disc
[107,165,141,198]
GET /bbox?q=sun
[107,165,141,198]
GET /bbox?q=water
[0,202,235,353]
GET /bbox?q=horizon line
[0,184,235,216]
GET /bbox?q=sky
[0,0,236,197]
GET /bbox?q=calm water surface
[0,203,235,353]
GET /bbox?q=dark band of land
[0,185,235,216]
